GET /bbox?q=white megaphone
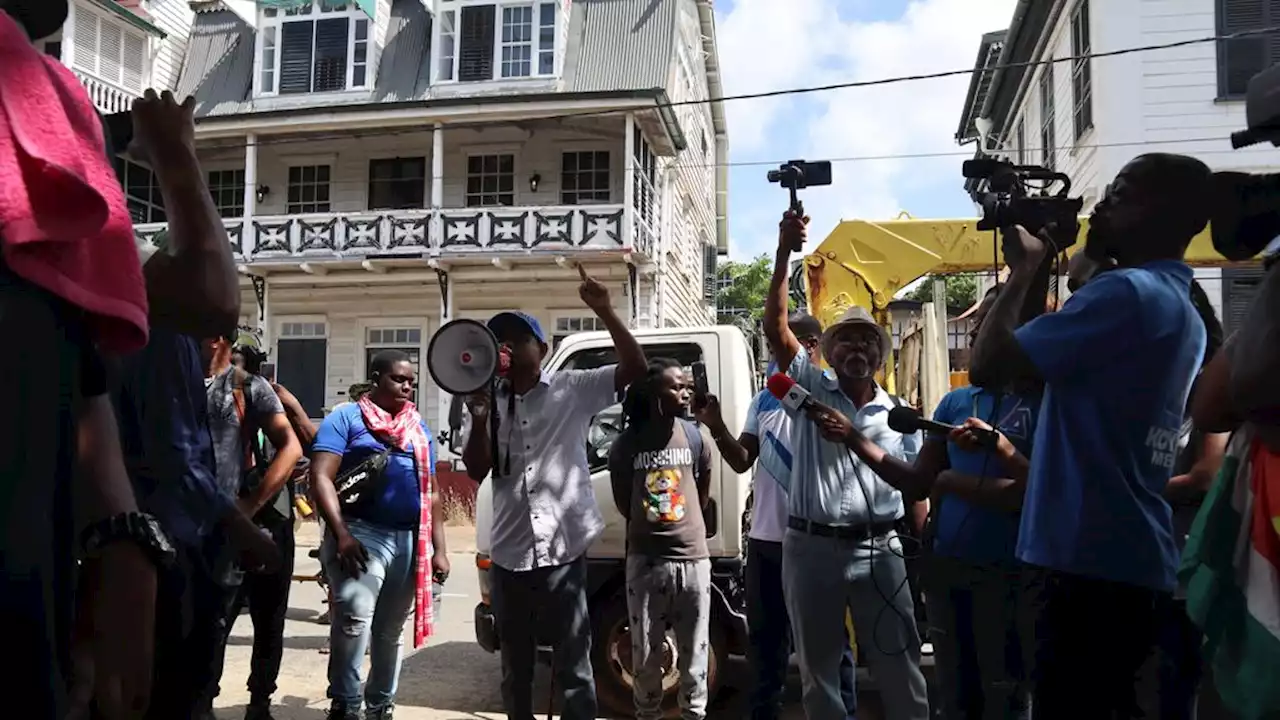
[426,319,507,396]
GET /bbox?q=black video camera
[962,157,1083,241]
[767,160,833,250]
[1209,63,1280,264]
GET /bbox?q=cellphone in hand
[691,361,710,399]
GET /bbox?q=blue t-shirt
[313,403,436,530]
[113,326,233,548]
[1014,261,1206,591]
[931,386,1040,565]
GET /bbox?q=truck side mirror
[445,394,466,454]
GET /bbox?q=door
[276,320,328,417]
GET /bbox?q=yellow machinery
[803,216,1240,394]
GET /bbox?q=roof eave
[954,30,1007,143]
[93,0,168,37]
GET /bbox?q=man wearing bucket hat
[763,211,930,720]
[462,264,646,720]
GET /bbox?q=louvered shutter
[279,21,315,94]
[458,5,495,82]
[702,244,718,301]
[1217,0,1277,97]
[72,12,97,74]
[100,22,123,84]
[122,33,145,93]
[313,17,349,92]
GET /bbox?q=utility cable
[183,25,1280,154]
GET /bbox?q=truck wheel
[591,590,726,719]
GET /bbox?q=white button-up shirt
[471,366,620,571]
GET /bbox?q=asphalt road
[211,522,868,720]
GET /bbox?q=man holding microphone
[761,212,929,720]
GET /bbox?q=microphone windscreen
[766,373,796,400]
[887,406,925,435]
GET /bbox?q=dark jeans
[1024,565,1165,720]
[143,542,232,719]
[1157,596,1203,720]
[491,556,596,720]
[746,538,857,720]
[208,512,296,705]
[923,555,1029,720]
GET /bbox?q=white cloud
[717,0,1017,253]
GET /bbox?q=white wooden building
[956,0,1270,331]
[61,0,729,435]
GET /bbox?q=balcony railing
[132,205,636,262]
[73,69,137,115]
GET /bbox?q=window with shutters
[209,169,246,219]
[465,154,515,207]
[1217,0,1280,98]
[114,158,165,224]
[1039,64,1056,169]
[258,1,370,96]
[72,8,147,93]
[287,165,332,214]
[560,151,611,205]
[701,242,719,302]
[1015,120,1026,164]
[368,158,427,210]
[435,2,558,83]
[552,316,606,349]
[1070,0,1093,139]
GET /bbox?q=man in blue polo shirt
[968,153,1212,718]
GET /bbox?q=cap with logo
[487,311,546,344]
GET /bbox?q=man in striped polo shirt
[696,312,859,720]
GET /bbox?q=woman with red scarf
[309,349,446,720]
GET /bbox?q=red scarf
[359,395,435,647]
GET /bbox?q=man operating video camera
[968,153,1214,719]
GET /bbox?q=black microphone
[887,406,1000,449]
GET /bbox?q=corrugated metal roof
[176,9,254,117]
[373,0,432,102]
[564,0,676,93]
[180,0,688,119]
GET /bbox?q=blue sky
[713,0,1017,261]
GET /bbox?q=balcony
[73,69,136,115]
[131,204,647,264]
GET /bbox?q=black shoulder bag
[333,418,393,509]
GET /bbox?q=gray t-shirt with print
[205,366,284,501]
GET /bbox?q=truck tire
[591,589,727,719]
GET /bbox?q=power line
[188,24,1280,153]
[187,135,1254,193]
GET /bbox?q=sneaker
[366,704,395,720]
[326,704,360,720]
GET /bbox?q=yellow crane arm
[804,216,1235,329]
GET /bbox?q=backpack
[231,368,291,520]
[677,417,705,490]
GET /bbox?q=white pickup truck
[448,325,757,717]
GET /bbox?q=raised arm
[694,394,757,474]
[969,228,1047,389]
[131,91,239,338]
[577,264,645,390]
[764,212,805,370]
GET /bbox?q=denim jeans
[321,518,417,712]
[782,528,929,720]
[923,555,1029,720]
[746,538,858,720]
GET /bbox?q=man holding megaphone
[462,264,646,720]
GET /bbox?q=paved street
[212,521,871,720]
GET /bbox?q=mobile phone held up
[691,361,710,400]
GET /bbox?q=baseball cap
[820,306,892,360]
[487,311,546,343]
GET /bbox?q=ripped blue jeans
[321,518,417,712]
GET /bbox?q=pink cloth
[0,11,148,353]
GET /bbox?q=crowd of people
[4,2,1280,719]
